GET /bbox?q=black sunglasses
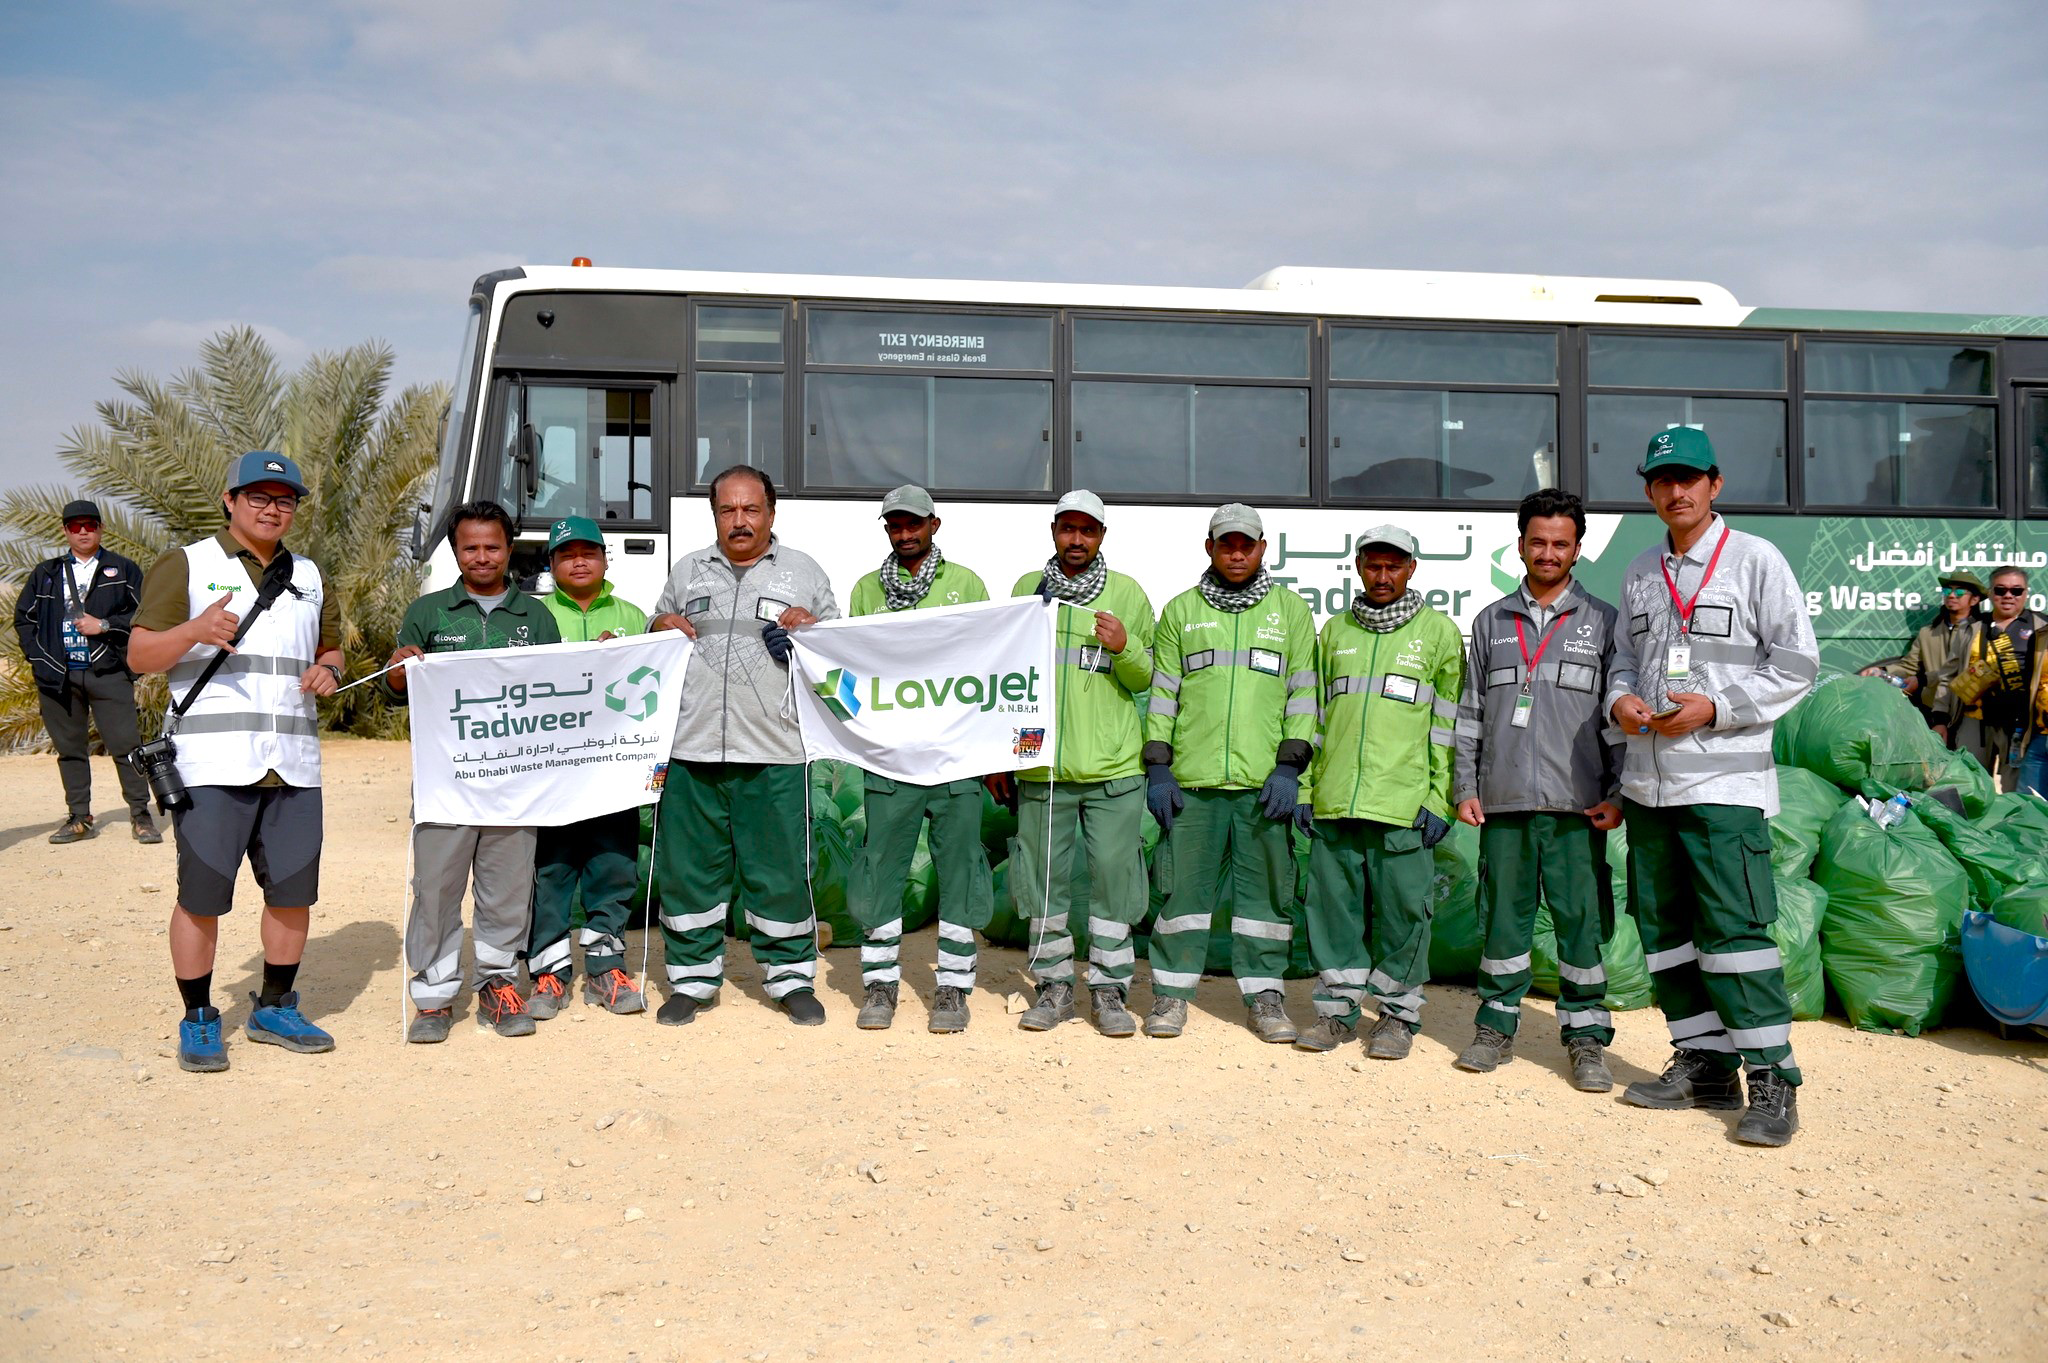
[1990,586,2027,596]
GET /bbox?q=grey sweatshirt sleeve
[1452,610,1487,806]
[1604,565,1643,719]
[1710,545,1822,731]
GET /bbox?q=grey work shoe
[407,1008,453,1045]
[1735,1069,1800,1147]
[582,968,646,1015]
[1143,997,1188,1038]
[1092,987,1137,1038]
[526,971,569,1021]
[1246,991,1298,1044]
[1293,1014,1358,1053]
[856,983,899,1030]
[928,985,970,1034]
[1566,1037,1614,1092]
[1366,1012,1415,1060]
[476,977,536,1037]
[1018,981,1076,1032]
[1454,1024,1515,1073]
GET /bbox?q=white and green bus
[417,262,2048,666]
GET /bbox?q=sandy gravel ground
[2,738,2044,1362]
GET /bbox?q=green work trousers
[1013,776,1146,992]
[528,806,640,981]
[655,760,815,1002]
[1147,788,1296,1004]
[1304,818,1435,1028]
[1623,798,1800,1083]
[857,774,991,993]
[1475,812,1615,1043]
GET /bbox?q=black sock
[177,973,213,1016]
[259,961,299,1007]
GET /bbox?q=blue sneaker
[179,1007,228,1072]
[246,991,335,1054]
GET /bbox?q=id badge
[1510,692,1533,729]
[1248,647,1282,676]
[754,596,791,624]
[1382,674,1420,704]
[1663,643,1691,684]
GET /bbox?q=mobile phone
[1650,703,1683,720]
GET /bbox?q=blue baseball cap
[229,451,309,497]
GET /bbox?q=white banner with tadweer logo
[406,632,692,826]
[789,597,1059,784]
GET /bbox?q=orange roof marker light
[570,256,593,267]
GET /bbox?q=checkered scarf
[879,546,944,611]
[1197,566,1272,614]
[1350,587,1424,632]
[1039,553,1108,606]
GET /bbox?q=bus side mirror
[516,423,540,504]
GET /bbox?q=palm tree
[0,326,447,744]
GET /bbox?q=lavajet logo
[815,668,862,721]
[816,663,1043,718]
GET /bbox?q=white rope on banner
[637,800,660,998]
[334,657,406,695]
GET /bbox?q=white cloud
[123,318,311,364]
[312,252,528,299]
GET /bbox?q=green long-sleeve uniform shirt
[1010,568,1154,784]
[1145,585,1320,791]
[541,581,646,641]
[849,559,989,617]
[1310,605,1463,825]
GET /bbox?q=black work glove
[1257,764,1301,822]
[761,621,792,664]
[1035,576,1054,603]
[1145,762,1184,833]
[1292,803,1313,835]
[1412,806,1451,849]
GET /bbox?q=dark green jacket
[381,584,561,704]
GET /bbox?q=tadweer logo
[816,667,863,721]
[604,666,662,721]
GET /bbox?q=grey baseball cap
[1052,488,1108,526]
[879,484,936,519]
[1355,524,1418,558]
[1208,503,1264,540]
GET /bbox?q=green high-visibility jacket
[1145,584,1319,792]
[543,581,647,641]
[1010,568,1154,784]
[849,558,989,617]
[1310,604,1463,825]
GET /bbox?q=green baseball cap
[1638,426,1717,477]
[546,516,605,553]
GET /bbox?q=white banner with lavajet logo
[405,631,692,825]
[789,596,1059,784]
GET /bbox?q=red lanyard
[1513,611,1569,689]
[1660,526,1731,636]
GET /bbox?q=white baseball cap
[1052,489,1107,526]
[879,485,936,518]
[1208,503,1264,540]
[1355,524,1418,558]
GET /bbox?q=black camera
[129,735,191,813]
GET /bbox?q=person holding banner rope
[647,466,839,1027]
[384,500,562,1042]
[1000,490,1156,1037]
[1140,503,1318,1043]
[846,486,995,1033]
[127,452,345,1073]
[523,515,651,1019]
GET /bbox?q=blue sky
[3,0,2044,503]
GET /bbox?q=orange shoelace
[592,969,634,1003]
[534,973,566,1000]
[483,981,526,1015]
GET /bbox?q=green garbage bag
[1772,877,1827,1021]
[1773,674,1952,792]
[1814,802,1968,1035]
[1928,748,1997,819]
[1991,884,2048,939]
[1771,766,1847,878]
[1976,792,2048,861]
[1427,822,1482,982]
[808,817,860,947]
[980,787,1018,861]
[1906,791,2036,912]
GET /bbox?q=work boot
[407,1007,453,1044]
[49,814,95,844]
[526,970,568,1021]
[1018,981,1075,1031]
[1367,1012,1414,1060]
[476,977,536,1037]
[1143,997,1188,1038]
[781,990,827,1026]
[1454,1024,1515,1073]
[656,992,713,1026]
[928,985,970,1034]
[132,814,163,845]
[583,968,646,1015]
[1566,1037,1614,1092]
[1293,1014,1358,1053]
[1622,1048,1743,1110]
[1246,991,1298,1044]
[857,983,899,1030]
[1735,1069,1800,1147]
[1092,987,1136,1038]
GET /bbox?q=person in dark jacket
[10,499,156,843]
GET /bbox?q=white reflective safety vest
[167,536,325,789]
